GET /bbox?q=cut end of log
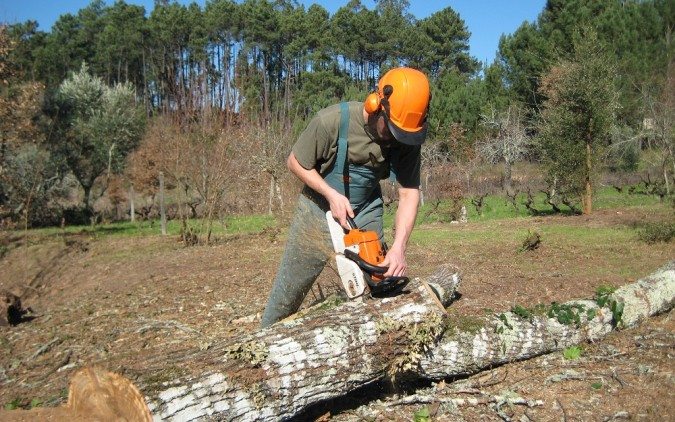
[68,366,153,421]
[425,263,462,307]
[0,367,153,421]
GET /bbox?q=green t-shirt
[292,101,421,188]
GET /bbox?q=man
[260,67,431,328]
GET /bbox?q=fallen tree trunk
[143,261,674,421]
[420,260,675,379]
[144,265,461,421]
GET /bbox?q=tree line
[0,0,673,229]
[7,0,479,124]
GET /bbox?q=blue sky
[1,0,546,64]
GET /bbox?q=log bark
[142,261,674,421]
[420,260,675,380]
[144,265,461,421]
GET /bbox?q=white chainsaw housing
[335,254,367,298]
[326,211,367,299]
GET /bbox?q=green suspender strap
[335,102,350,196]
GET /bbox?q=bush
[518,230,541,252]
[637,222,675,244]
[62,207,94,226]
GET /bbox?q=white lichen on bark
[146,275,458,421]
[143,261,673,421]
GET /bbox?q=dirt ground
[0,206,673,420]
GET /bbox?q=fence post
[159,172,167,235]
[129,184,135,222]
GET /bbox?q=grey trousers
[260,192,383,328]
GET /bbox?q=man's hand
[381,245,406,277]
[287,152,354,229]
[382,187,419,278]
[326,190,354,229]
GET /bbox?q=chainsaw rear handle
[344,249,388,275]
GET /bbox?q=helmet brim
[387,120,428,146]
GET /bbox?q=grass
[539,225,636,243]
[399,187,671,283]
[28,214,278,239]
[409,220,645,261]
[13,185,672,244]
[563,346,583,360]
[383,185,670,253]
[393,186,667,226]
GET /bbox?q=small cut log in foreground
[0,367,152,422]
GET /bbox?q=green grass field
[385,186,668,227]
[21,187,671,242]
[29,214,278,239]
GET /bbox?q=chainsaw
[326,211,410,299]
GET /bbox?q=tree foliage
[50,64,145,214]
[537,29,619,214]
[1,1,673,225]
[498,0,672,125]
[0,25,59,225]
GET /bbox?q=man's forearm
[287,152,335,198]
[287,152,354,227]
[391,187,420,251]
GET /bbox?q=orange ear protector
[364,92,381,114]
[363,85,394,115]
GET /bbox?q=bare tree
[128,113,234,243]
[605,67,674,197]
[420,140,451,207]
[247,123,293,215]
[637,60,674,195]
[476,106,532,194]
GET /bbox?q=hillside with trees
[1,0,673,231]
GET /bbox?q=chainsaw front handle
[344,248,410,296]
[344,249,388,274]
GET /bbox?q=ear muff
[364,92,381,115]
[364,84,394,115]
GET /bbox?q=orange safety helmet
[364,67,430,146]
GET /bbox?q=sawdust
[299,220,335,259]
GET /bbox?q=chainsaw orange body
[326,211,409,298]
[343,227,386,282]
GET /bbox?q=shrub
[637,222,675,244]
[518,230,541,252]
